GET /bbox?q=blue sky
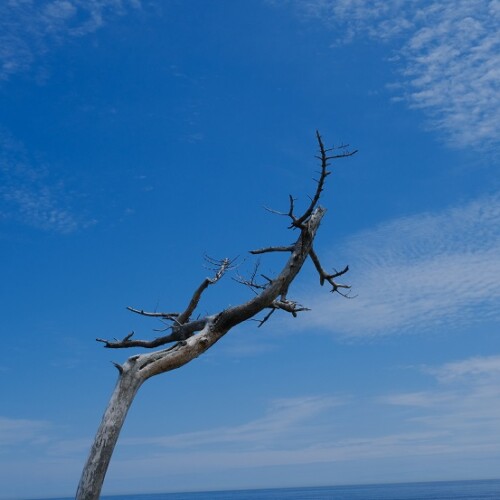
[1,0,499,498]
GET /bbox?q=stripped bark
[76,132,356,499]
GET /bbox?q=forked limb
[309,247,351,296]
[96,257,235,349]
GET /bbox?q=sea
[43,480,500,500]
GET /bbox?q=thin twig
[126,307,179,320]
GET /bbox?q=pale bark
[76,358,143,500]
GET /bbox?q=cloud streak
[0,130,92,232]
[382,355,500,446]
[122,396,344,451]
[5,356,499,494]
[149,355,500,464]
[300,193,500,337]
[0,0,141,80]
[105,355,500,483]
[273,0,500,150]
[0,416,49,446]
[425,354,500,383]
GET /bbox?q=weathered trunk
[76,321,220,499]
[75,358,144,500]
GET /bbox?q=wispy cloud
[108,356,500,480]
[300,193,500,336]
[0,416,49,446]
[272,0,500,150]
[0,129,92,232]
[8,358,496,492]
[0,417,82,499]
[0,0,141,80]
[425,354,500,383]
[122,395,343,451]
[382,355,500,445]
[5,358,500,495]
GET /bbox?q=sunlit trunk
[76,360,143,500]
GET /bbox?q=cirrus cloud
[0,129,94,233]
[271,0,500,150]
[0,0,142,80]
[300,193,500,336]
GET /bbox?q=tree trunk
[75,358,144,500]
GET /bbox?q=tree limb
[250,245,294,255]
[291,131,357,228]
[255,298,310,327]
[309,246,350,294]
[126,307,179,320]
[99,259,234,349]
[96,319,209,348]
[177,257,233,324]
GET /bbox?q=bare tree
[76,132,356,500]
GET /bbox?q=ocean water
[70,479,500,500]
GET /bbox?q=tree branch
[250,245,294,255]
[292,131,356,228]
[126,307,179,320]
[255,298,310,327]
[215,206,326,332]
[96,319,209,349]
[309,246,350,294]
[263,194,298,222]
[99,258,235,350]
[177,257,233,324]
[233,261,268,295]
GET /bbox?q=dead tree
[76,132,356,500]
